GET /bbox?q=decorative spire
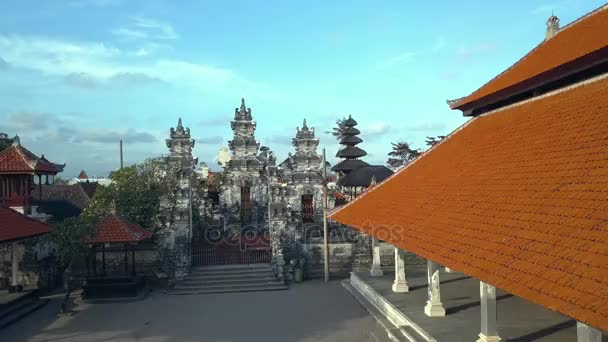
[177,117,183,129]
[234,97,252,120]
[109,200,117,215]
[302,118,308,130]
[546,13,560,40]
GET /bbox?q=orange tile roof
[87,213,152,244]
[451,5,608,109]
[329,75,608,331]
[0,143,65,174]
[0,206,51,242]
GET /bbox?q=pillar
[477,281,501,342]
[370,238,383,277]
[577,322,601,342]
[11,242,19,287]
[392,248,409,292]
[424,260,445,317]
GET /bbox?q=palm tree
[387,142,421,169]
[425,135,446,147]
[325,117,347,141]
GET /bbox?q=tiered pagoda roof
[330,5,608,332]
[0,205,51,243]
[332,115,368,172]
[0,139,65,175]
[337,165,393,188]
[87,212,153,244]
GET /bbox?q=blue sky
[0,0,604,177]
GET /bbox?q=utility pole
[119,140,124,169]
[322,148,329,283]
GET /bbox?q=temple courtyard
[0,280,389,342]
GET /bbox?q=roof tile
[330,76,608,331]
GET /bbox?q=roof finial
[546,12,560,40]
[302,118,308,130]
[109,200,117,215]
[177,117,183,128]
[241,98,246,110]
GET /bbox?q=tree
[425,135,446,147]
[324,117,347,141]
[81,157,179,231]
[387,142,421,169]
[42,217,94,313]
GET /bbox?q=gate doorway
[241,186,252,225]
[191,230,271,266]
[302,194,314,223]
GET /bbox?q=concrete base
[370,267,384,277]
[391,282,409,293]
[477,333,502,342]
[424,301,445,317]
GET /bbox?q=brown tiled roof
[450,5,608,109]
[0,143,65,174]
[32,184,91,210]
[0,206,51,242]
[329,75,608,331]
[78,181,99,199]
[87,213,153,244]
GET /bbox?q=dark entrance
[191,230,271,266]
[241,186,252,225]
[302,194,314,223]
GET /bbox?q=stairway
[168,264,288,295]
[0,291,49,329]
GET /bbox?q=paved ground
[357,266,608,342]
[0,280,390,342]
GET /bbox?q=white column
[577,322,601,342]
[392,248,409,292]
[477,281,501,342]
[11,242,19,287]
[370,238,383,277]
[424,260,445,317]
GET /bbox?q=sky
[0,0,605,177]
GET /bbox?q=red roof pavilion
[87,213,152,244]
[0,141,65,175]
[0,206,51,243]
[330,4,608,333]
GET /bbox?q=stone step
[169,284,288,295]
[173,279,285,291]
[189,269,275,277]
[0,298,49,329]
[186,271,275,279]
[180,276,278,286]
[190,267,272,275]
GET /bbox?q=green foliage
[425,135,446,147]
[387,142,421,169]
[81,157,179,230]
[325,117,347,141]
[43,217,94,268]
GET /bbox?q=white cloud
[0,34,273,95]
[381,51,417,67]
[112,16,179,41]
[432,36,446,52]
[405,121,446,132]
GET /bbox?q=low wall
[302,242,424,279]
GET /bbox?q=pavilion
[0,206,51,292]
[330,5,608,341]
[83,211,152,299]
